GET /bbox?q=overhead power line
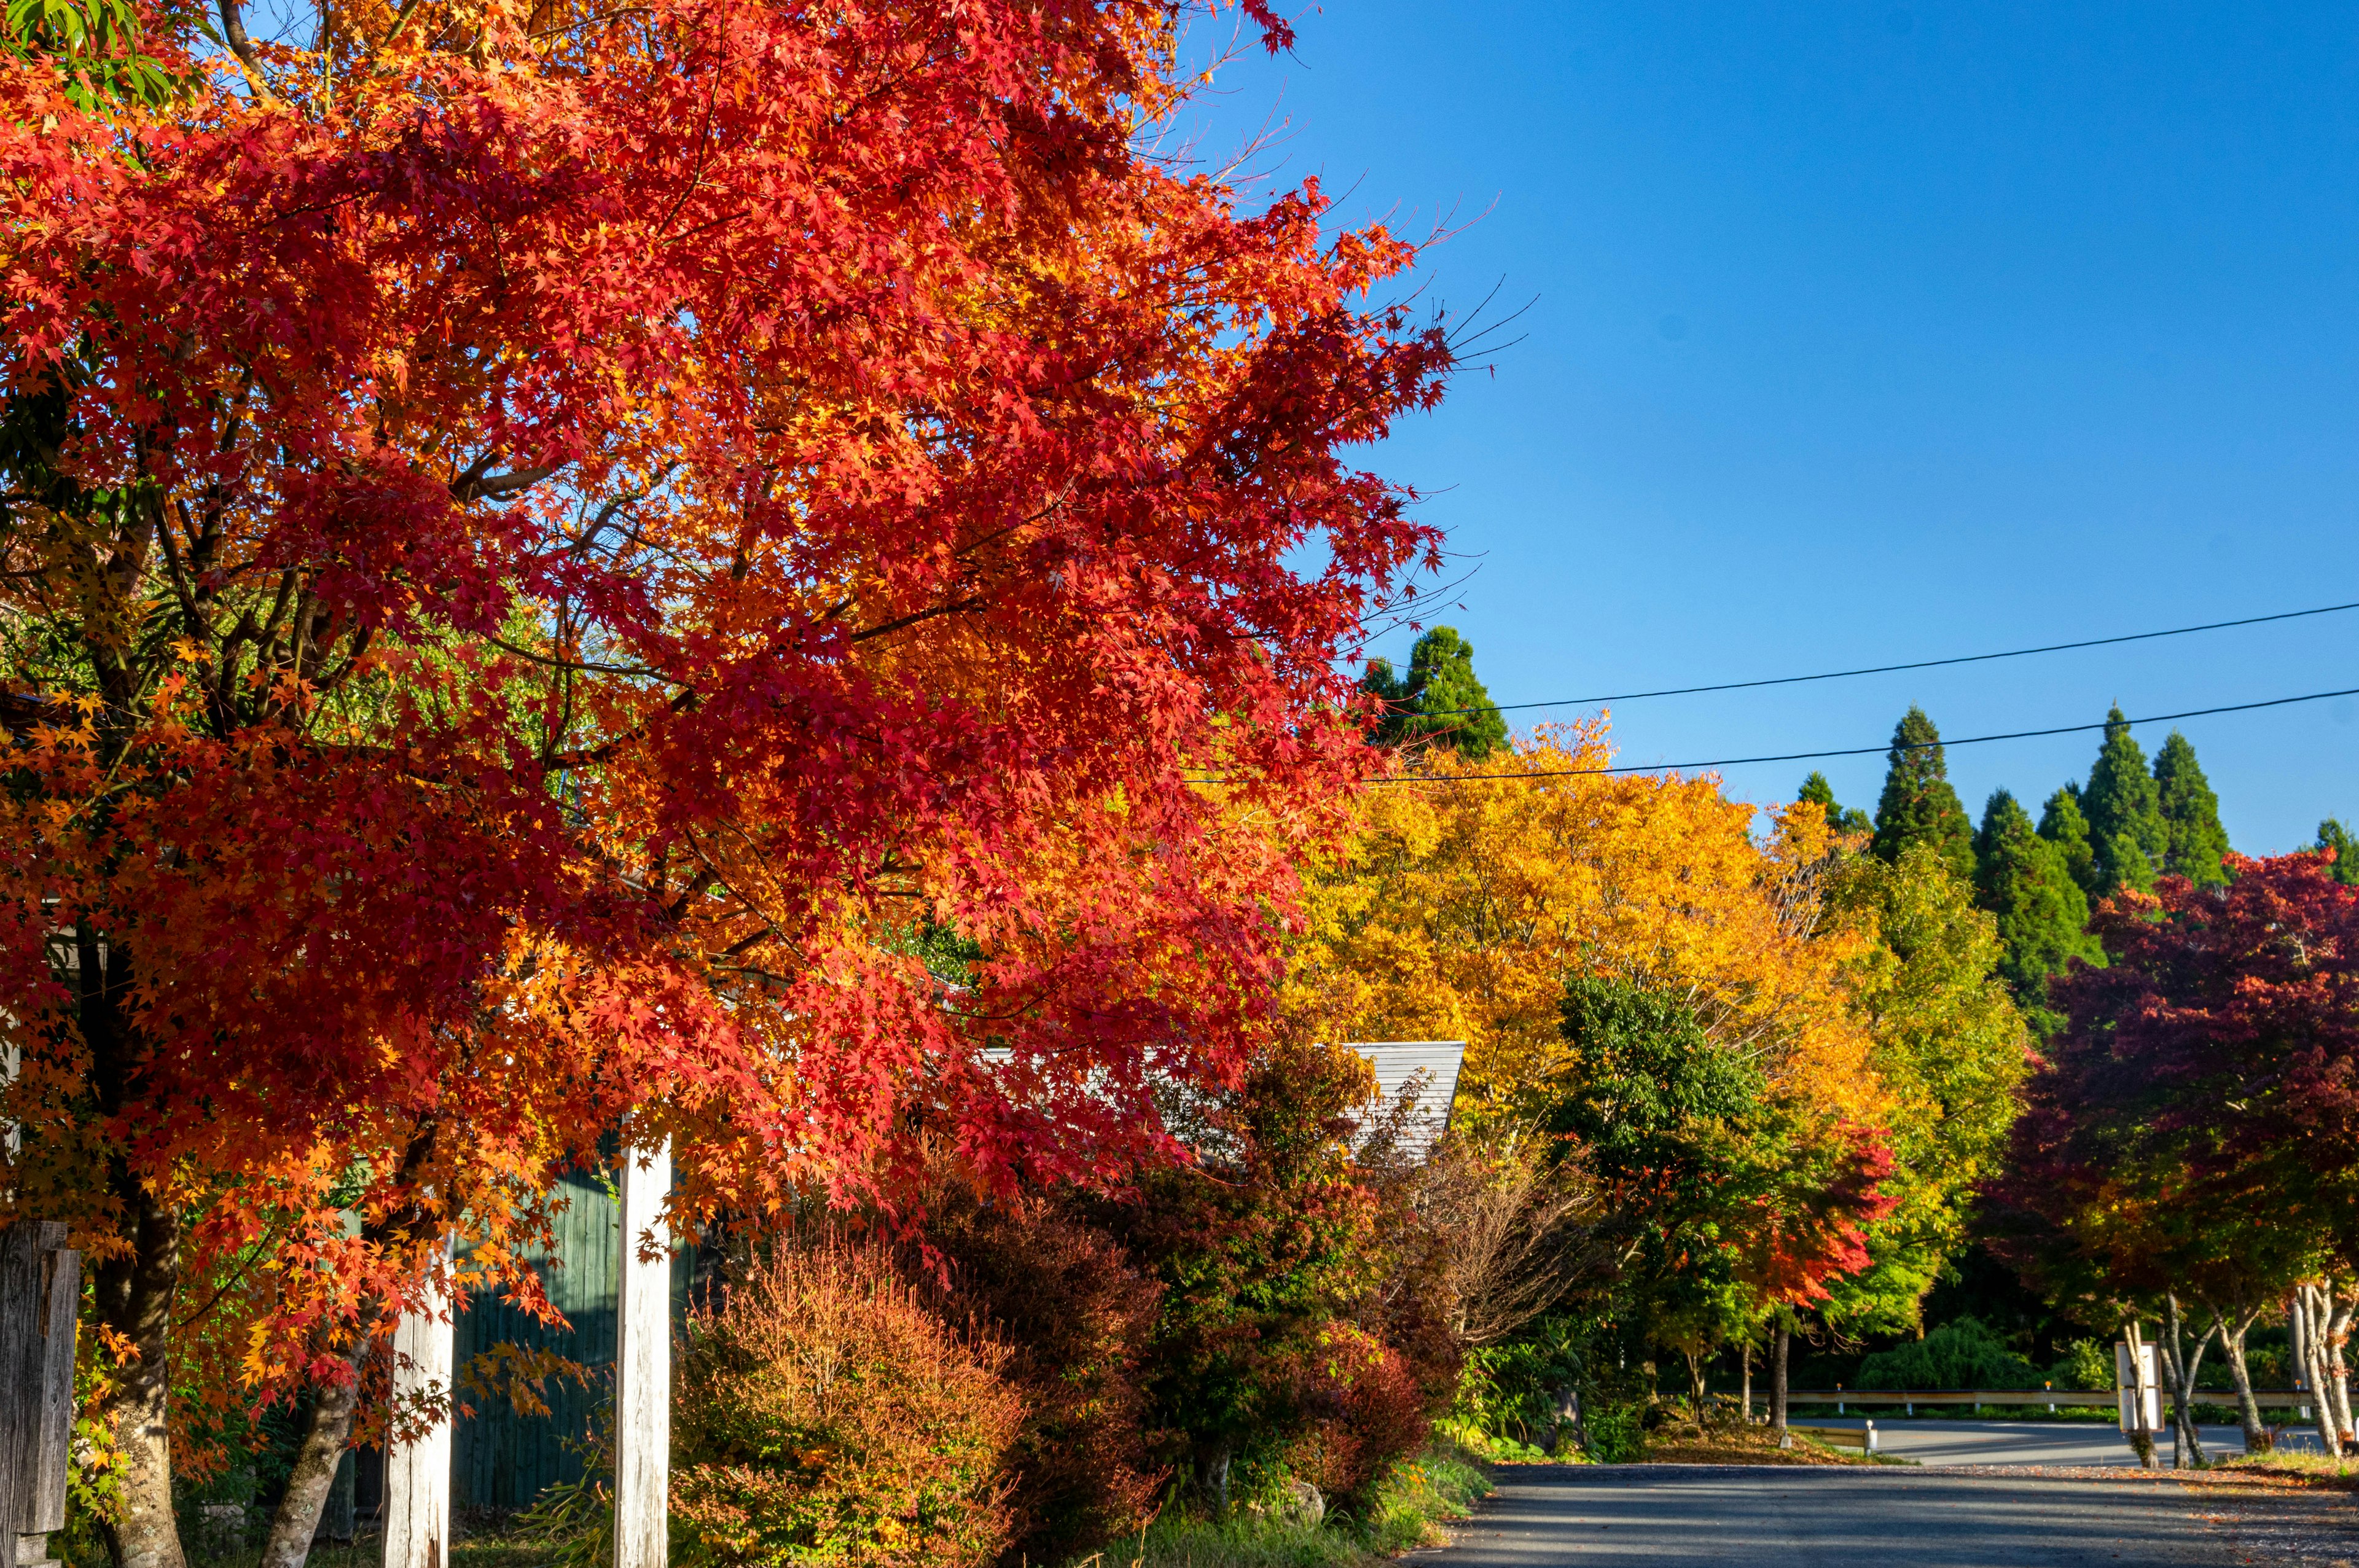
[1358,685,2359,785]
[1413,600,2359,717]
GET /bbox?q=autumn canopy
[0,0,1453,1553]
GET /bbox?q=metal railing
[1787,1388,2317,1415]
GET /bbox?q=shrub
[2047,1338,2112,1392]
[915,1187,1166,1566]
[1855,1317,2036,1390]
[670,1240,1022,1568]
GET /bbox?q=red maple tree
[0,1,1452,1558]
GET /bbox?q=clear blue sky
[1183,2,2359,852]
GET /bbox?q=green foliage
[668,1241,1022,1568]
[1799,771,1870,836]
[1972,788,2100,1013]
[1126,1441,1492,1567]
[2037,786,2099,897]
[1101,1039,1456,1511]
[2080,708,2169,897]
[2,0,190,111]
[2152,731,2230,887]
[2046,1339,2112,1393]
[1853,1318,2036,1390]
[2318,819,2359,886]
[1820,843,2029,1339]
[1869,708,1973,882]
[1440,1317,1582,1452]
[1362,626,1509,761]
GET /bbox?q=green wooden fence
[452,1168,692,1510]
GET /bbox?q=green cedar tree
[1799,771,1871,836]
[1361,625,1509,761]
[2080,708,2169,897]
[2318,819,2359,886]
[2037,786,2099,898]
[2151,731,2230,887]
[1972,789,2100,1012]
[1869,708,1974,881]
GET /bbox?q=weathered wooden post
[0,1222,78,1568]
[614,1139,671,1568]
[2116,1337,2161,1469]
[385,1243,455,1568]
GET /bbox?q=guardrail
[1787,1388,2320,1413]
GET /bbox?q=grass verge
[1102,1441,1494,1567]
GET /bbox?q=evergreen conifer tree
[2151,730,2230,887]
[1869,708,1973,881]
[2318,819,2359,886]
[1798,771,1871,836]
[1973,789,2100,1013]
[2080,708,2170,896]
[1361,625,1509,761]
[2038,786,2100,899]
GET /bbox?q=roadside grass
[1109,1440,1494,1568]
[1637,1418,1911,1467]
[2216,1449,2359,1488]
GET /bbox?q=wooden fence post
[385,1241,456,1568]
[615,1140,671,1568]
[0,1222,77,1568]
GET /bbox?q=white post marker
[615,1139,672,1568]
[385,1241,455,1568]
[2116,1341,2161,1441]
[1864,1421,1879,1454]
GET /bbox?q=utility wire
[1187,684,2359,786]
[1359,685,2359,784]
[1409,600,2359,717]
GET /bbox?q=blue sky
[1183,2,2359,852]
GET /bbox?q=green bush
[1854,1318,2036,1390]
[2046,1339,2111,1393]
[670,1240,1022,1568]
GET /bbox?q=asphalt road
[1414,1463,2355,1567]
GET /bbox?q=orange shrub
[671,1241,1021,1568]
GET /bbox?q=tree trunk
[1741,1344,1753,1424]
[2158,1293,2215,1468]
[2212,1300,2271,1456]
[80,930,188,1568]
[260,1121,446,1567]
[91,1185,187,1568]
[1770,1320,1790,1446]
[259,1375,364,1568]
[1684,1349,1708,1418]
[2325,1287,2356,1451]
[2299,1283,2344,1454]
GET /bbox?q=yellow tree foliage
[1288,722,1880,1137]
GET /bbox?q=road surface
[1416,1462,2358,1567]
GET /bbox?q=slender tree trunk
[2325,1287,2356,1451]
[2299,1283,2341,1454]
[259,1375,364,1568]
[1741,1344,1753,1424]
[260,1121,445,1568]
[1685,1350,1707,1418]
[1771,1320,1790,1446]
[2212,1301,2271,1456]
[2158,1293,2215,1468]
[81,930,188,1568]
